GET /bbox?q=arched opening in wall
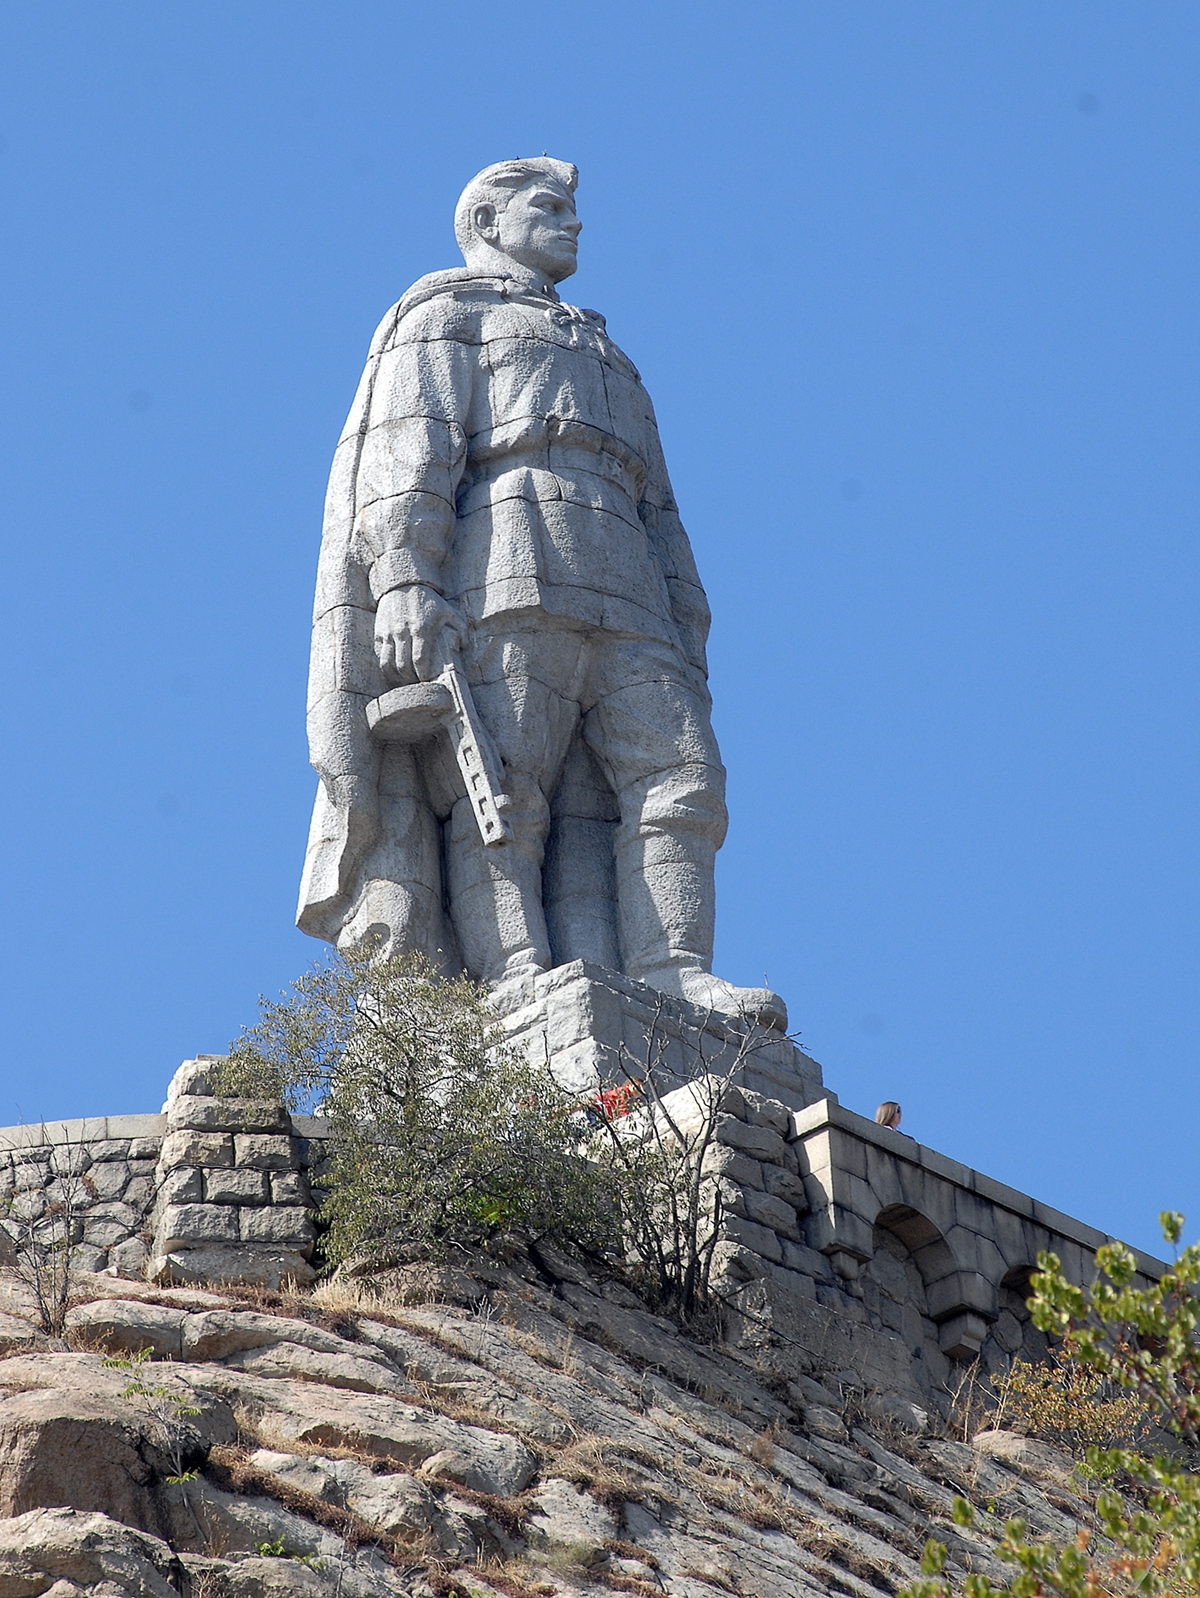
[987,1265,1050,1372]
[963,1265,1056,1436]
[861,1205,955,1398]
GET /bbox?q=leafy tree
[901,1212,1200,1598]
[218,948,613,1270]
[103,1347,204,1483]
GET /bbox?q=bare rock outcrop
[0,1507,189,1597]
[0,1258,1107,1598]
[0,1353,235,1537]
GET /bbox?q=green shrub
[218,947,613,1270]
[990,1347,1153,1456]
[902,1212,1200,1598]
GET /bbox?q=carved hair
[875,1101,902,1129]
[454,157,578,258]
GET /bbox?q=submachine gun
[364,637,514,848]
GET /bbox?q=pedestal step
[491,959,824,1110]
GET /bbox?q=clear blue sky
[0,3,1196,1257]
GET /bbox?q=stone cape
[297,265,716,978]
[297,269,491,962]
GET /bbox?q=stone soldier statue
[298,157,785,1029]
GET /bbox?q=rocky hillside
[0,1253,1091,1598]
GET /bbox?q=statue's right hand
[373,586,465,683]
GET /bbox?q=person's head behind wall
[875,1100,902,1130]
[455,157,581,286]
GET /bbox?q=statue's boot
[633,961,788,1031]
[652,966,788,1031]
[614,798,788,1032]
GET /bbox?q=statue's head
[455,157,581,286]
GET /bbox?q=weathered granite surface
[0,1251,1127,1598]
[297,157,784,1030]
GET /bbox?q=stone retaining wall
[1,1049,1162,1419]
[0,1065,331,1286]
[665,1079,1164,1414]
[0,1115,166,1277]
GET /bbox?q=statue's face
[474,181,581,284]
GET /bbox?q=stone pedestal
[491,960,824,1110]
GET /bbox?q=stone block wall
[0,1033,1163,1420]
[0,1059,332,1289]
[0,1115,167,1277]
[665,1081,1164,1414]
[146,1057,320,1289]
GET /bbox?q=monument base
[490,959,825,1110]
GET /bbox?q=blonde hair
[454,157,578,258]
[875,1101,902,1129]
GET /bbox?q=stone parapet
[791,1096,1162,1353]
[494,959,824,1110]
[691,1085,1164,1410]
[0,1115,166,1149]
[0,1115,167,1277]
[792,1097,1162,1268]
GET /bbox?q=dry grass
[426,1562,554,1598]
[206,1279,577,1461]
[685,1468,790,1533]
[553,1438,646,1514]
[794,1525,900,1592]
[445,1484,534,1543]
[676,1566,740,1593]
[226,1417,396,1478]
[944,1356,996,1444]
[0,1336,42,1361]
[220,1281,369,1338]
[748,1421,782,1467]
[540,1536,608,1576]
[602,1538,660,1569]
[310,1309,574,1450]
[203,1443,410,1562]
[179,1570,232,1598]
[505,1323,584,1378]
[0,1249,1108,1598]
[220,1423,538,1545]
[407,1377,550,1442]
